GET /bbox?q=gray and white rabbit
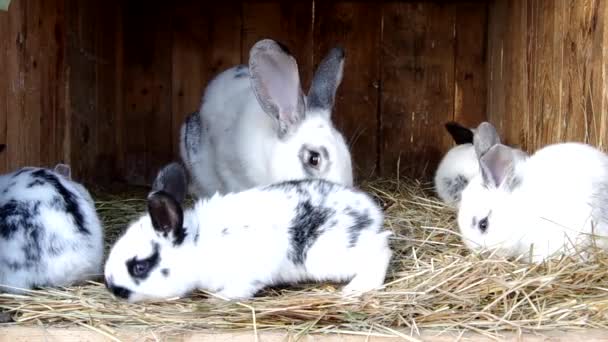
[180,39,353,198]
[104,163,391,302]
[458,128,608,263]
[0,164,104,292]
[434,121,528,208]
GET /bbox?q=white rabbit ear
[249,39,306,137]
[479,144,515,188]
[54,163,71,180]
[307,46,345,114]
[151,162,187,204]
[445,121,474,145]
[473,122,500,158]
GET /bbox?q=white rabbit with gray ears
[458,125,608,263]
[434,121,528,208]
[180,38,353,198]
[104,163,391,302]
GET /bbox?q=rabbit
[104,162,391,302]
[0,164,104,293]
[457,132,608,263]
[180,38,353,199]
[434,121,528,207]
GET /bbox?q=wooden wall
[121,0,489,184]
[0,0,490,185]
[487,0,608,153]
[0,0,122,183]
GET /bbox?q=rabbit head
[249,39,353,185]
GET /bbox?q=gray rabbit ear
[249,39,306,138]
[151,162,188,205]
[479,144,515,188]
[54,164,72,180]
[307,46,345,114]
[473,122,501,158]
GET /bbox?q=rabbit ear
[473,122,500,158]
[151,162,187,205]
[54,164,72,180]
[307,46,345,114]
[147,191,184,244]
[445,121,474,145]
[479,144,515,188]
[249,39,306,138]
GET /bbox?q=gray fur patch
[184,112,202,162]
[234,64,249,78]
[307,47,344,111]
[442,175,469,202]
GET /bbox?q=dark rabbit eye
[308,151,321,167]
[478,217,489,233]
[133,261,149,277]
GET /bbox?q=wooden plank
[242,1,314,88]
[453,2,488,128]
[0,9,8,173]
[38,0,67,168]
[22,0,42,168]
[123,0,173,185]
[94,0,120,183]
[314,1,381,179]
[592,0,608,150]
[2,326,608,342]
[380,2,456,178]
[65,0,99,180]
[170,2,242,158]
[5,0,27,169]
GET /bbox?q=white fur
[458,142,608,263]
[104,180,391,302]
[180,47,353,199]
[434,144,479,207]
[0,167,103,292]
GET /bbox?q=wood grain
[487,0,608,153]
[123,0,173,185]
[380,2,456,178]
[5,0,28,169]
[454,2,488,128]
[314,1,381,179]
[0,10,8,173]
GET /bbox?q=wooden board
[380,2,457,178]
[314,1,382,179]
[487,0,608,153]
[123,0,173,185]
[0,9,8,173]
[454,2,488,128]
[5,0,29,170]
[2,326,608,342]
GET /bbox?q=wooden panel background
[487,0,608,153]
[0,0,491,185]
[118,0,489,184]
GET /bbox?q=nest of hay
[1,179,608,339]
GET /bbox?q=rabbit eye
[478,217,489,233]
[308,151,321,168]
[133,261,149,277]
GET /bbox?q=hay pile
[1,179,608,339]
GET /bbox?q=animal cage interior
[1,0,608,340]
